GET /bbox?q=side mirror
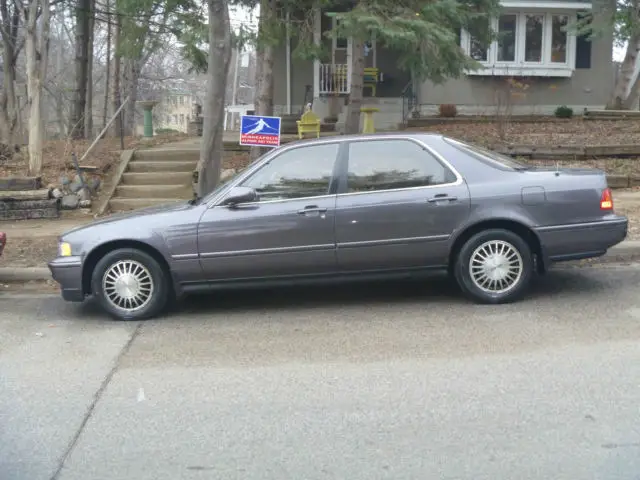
[222,186,258,206]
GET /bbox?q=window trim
[338,137,463,197]
[461,10,577,77]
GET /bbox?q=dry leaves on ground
[409,119,640,147]
[0,132,189,186]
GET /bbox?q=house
[155,91,198,133]
[272,0,613,128]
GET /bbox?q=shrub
[554,105,573,118]
[438,104,457,118]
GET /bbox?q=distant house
[156,91,198,134]
[272,0,613,128]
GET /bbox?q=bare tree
[23,0,51,175]
[196,0,231,197]
[0,0,23,146]
[249,0,275,161]
[69,0,91,137]
[84,0,95,137]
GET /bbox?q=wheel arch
[82,239,172,296]
[448,219,545,274]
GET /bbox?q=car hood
[62,200,193,236]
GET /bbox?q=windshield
[444,137,529,171]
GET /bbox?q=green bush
[156,128,180,134]
[554,105,573,118]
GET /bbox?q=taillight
[600,188,613,210]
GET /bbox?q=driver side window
[241,143,339,202]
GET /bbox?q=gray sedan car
[49,133,628,320]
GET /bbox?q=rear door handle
[297,206,328,215]
[427,194,458,203]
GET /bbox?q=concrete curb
[1,240,640,284]
[0,267,51,283]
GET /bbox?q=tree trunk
[110,7,122,138]
[103,0,111,130]
[249,0,275,162]
[54,26,66,135]
[84,0,95,138]
[0,0,21,146]
[121,58,140,136]
[196,0,231,197]
[24,0,51,176]
[607,0,640,109]
[344,36,364,134]
[70,0,91,138]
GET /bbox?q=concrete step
[114,184,193,199]
[121,171,193,186]
[109,198,187,212]
[133,148,200,161]
[127,161,196,173]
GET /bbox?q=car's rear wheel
[454,229,533,304]
[91,248,170,320]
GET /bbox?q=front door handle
[297,206,328,215]
[427,194,458,203]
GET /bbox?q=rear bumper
[48,256,85,302]
[535,216,628,263]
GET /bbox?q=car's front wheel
[454,229,534,304]
[91,248,170,320]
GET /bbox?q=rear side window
[346,139,457,193]
[444,137,529,171]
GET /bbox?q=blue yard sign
[240,115,282,147]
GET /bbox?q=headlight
[58,242,72,257]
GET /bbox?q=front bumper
[48,256,85,302]
[535,216,628,262]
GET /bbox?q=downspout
[286,10,292,114]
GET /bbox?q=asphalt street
[2,263,640,480]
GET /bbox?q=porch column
[346,37,353,94]
[313,5,321,99]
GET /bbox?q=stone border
[94,149,135,217]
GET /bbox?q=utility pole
[230,47,241,128]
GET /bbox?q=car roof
[282,131,444,148]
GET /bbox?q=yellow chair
[297,110,321,139]
[363,67,379,97]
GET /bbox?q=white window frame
[461,10,579,77]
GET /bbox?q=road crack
[49,321,143,480]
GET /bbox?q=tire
[454,229,534,304]
[91,248,171,320]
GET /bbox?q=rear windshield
[443,137,529,171]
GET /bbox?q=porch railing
[319,63,350,95]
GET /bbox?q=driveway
[2,263,640,479]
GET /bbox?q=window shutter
[575,11,592,69]
[575,35,592,69]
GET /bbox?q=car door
[335,137,471,272]
[197,142,342,281]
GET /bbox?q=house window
[461,11,578,77]
[180,114,185,124]
[524,14,544,62]
[551,15,568,63]
[468,18,490,62]
[173,114,178,124]
[180,96,185,105]
[497,14,517,62]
